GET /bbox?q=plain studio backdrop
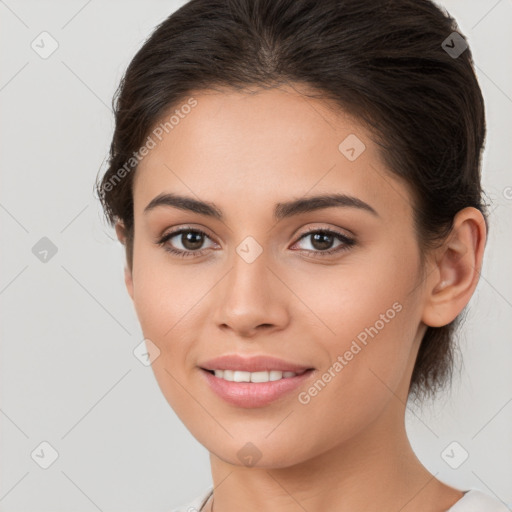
[0,1,511,511]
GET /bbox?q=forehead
[133,85,413,223]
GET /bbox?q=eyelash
[156,226,356,259]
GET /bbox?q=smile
[200,368,315,408]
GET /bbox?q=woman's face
[125,85,430,467]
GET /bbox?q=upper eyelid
[296,225,354,239]
[160,226,216,243]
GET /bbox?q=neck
[206,398,463,512]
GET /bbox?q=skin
[115,84,486,512]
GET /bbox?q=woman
[96,0,508,510]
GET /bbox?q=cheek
[284,283,420,453]
[130,246,214,390]
[293,237,420,346]
[130,255,204,414]
[294,243,421,396]
[131,243,195,337]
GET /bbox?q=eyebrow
[143,192,379,220]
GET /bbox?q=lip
[199,367,316,408]
[198,354,314,373]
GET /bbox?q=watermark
[101,97,198,196]
[32,236,58,263]
[236,236,264,264]
[133,338,161,366]
[441,32,468,59]
[31,441,59,469]
[237,441,263,467]
[441,441,469,469]
[298,301,403,405]
[338,133,366,161]
[31,31,59,59]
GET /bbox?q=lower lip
[199,368,315,408]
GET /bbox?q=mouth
[199,367,316,408]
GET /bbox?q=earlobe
[422,207,487,328]
[115,221,127,245]
[124,264,134,301]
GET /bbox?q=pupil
[312,232,333,250]
[183,231,203,250]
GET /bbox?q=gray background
[0,1,511,511]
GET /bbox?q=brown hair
[95,0,488,401]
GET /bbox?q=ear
[115,221,134,301]
[421,207,487,328]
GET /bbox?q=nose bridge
[226,237,274,307]
[212,234,288,334]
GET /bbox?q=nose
[212,248,290,339]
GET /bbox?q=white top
[170,486,511,512]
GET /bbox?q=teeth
[212,369,299,382]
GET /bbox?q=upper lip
[199,354,314,373]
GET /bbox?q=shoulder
[169,485,214,512]
[447,489,511,512]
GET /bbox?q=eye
[156,227,217,258]
[156,226,356,259]
[290,227,355,258]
